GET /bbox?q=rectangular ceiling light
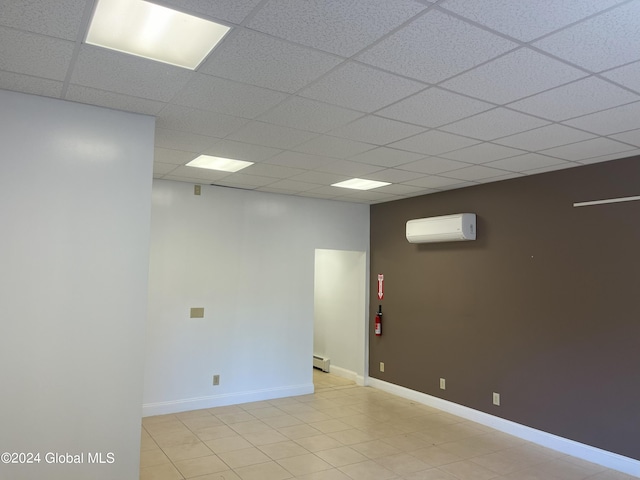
[86,0,230,70]
[186,155,253,173]
[332,178,391,190]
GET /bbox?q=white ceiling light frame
[332,178,391,190]
[86,0,231,70]
[186,155,254,173]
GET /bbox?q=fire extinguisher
[375,305,382,336]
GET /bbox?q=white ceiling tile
[377,87,493,128]
[0,0,88,41]
[153,0,263,24]
[261,179,320,192]
[441,108,549,140]
[475,172,525,183]
[202,139,282,162]
[483,153,568,172]
[172,74,288,118]
[329,116,426,145]
[375,183,426,196]
[348,147,425,168]
[441,48,587,104]
[441,143,527,164]
[153,163,179,175]
[65,85,166,115]
[398,156,471,174]
[212,172,276,188]
[169,166,232,181]
[241,163,305,179]
[404,175,467,188]
[539,138,635,161]
[357,9,517,83]
[154,128,219,152]
[154,148,197,165]
[442,165,508,181]
[293,135,374,158]
[247,0,426,57]
[200,29,342,93]
[265,151,336,170]
[288,171,348,185]
[304,185,348,196]
[163,174,220,184]
[563,101,640,135]
[507,77,640,121]
[0,27,74,81]
[299,62,426,113]
[365,169,428,184]
[157,104,248,137]
[71,46,193,102]
[440,0,625,42]
[226,121,318,149]
[0,71,62,98]
[494,124,596,151]
[577,149,640,164]
[601,60,640,94]
[389,130,480,155]
[334,190,398,203]
[521,163,577,175]
[533,2,640,72]
[257,97,362,133]
[609,128,640,147]
[315,159,383,177]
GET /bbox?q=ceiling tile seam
[553,98,640,127]
[434,0,632,49]
[338,2,435,60]
[526,0,637,44]
[262,8,439,102]
[431,4,535,47]
[603,134,640,150]
[590,71,640,98]
[0,68,65,86]
[238,0,275,27]
[369,84,502,127]
[500,75,640,113]
[63,82,170,110]
[60,0,98,99]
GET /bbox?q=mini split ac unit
[406,213,476,243]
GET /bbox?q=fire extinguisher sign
[377,274,384,300]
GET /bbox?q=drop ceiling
[2,0,640,204]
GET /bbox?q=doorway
[313,249,367,385]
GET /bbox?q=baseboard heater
[313,355,330,372]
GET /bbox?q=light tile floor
[140,370,637,480]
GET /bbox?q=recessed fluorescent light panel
[186,155,253,173]
[332,178,391,190]
[86,0,230,70]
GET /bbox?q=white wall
[0,90,154,480]
[314,249,367,383]
[144,180,369,415]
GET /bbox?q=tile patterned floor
[140,370,637,480]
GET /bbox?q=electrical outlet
[194,185,201,195]
[379,362,385,373]
[440,378,446,390]
[213,375,220,386]
[493,392,500,406]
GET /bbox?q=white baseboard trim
[367,377,639,478]
[328,365,366,386]
[142,383,314,417]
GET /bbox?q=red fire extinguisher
[375,305,382,336]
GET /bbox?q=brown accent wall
[369,156,640,460]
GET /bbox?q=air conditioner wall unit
[406,213,476,244]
